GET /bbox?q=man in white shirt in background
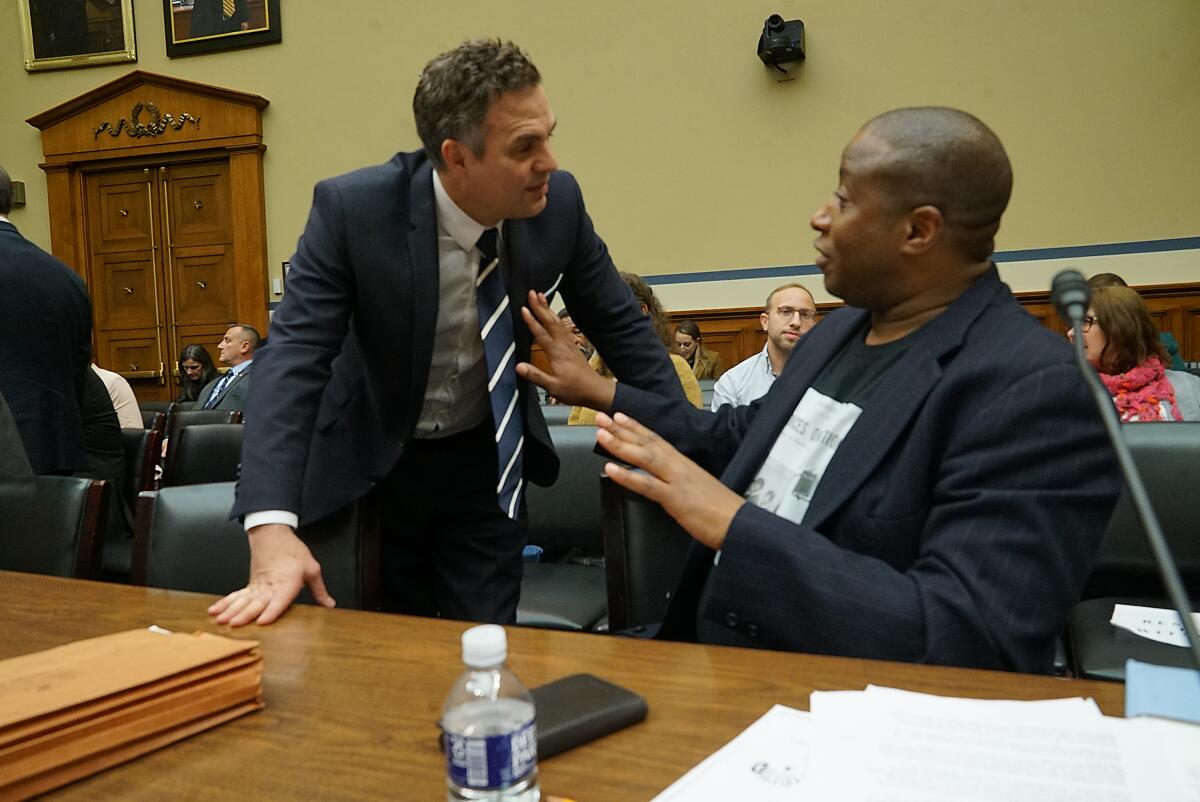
[711,283,817,410]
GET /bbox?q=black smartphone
[530,673,648,759]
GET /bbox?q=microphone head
[1051,269,1091,324]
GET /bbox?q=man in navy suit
[211,40,682,627]
[195,325,258,412]
[522,108,1121,673]
[0,165,92,476]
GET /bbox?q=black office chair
[132,482,380,610]
[160,423,243,487]
[101,427,163,579]
[1067,422,1200,681]
[599,475,693,633]
[0,476,109,579]
[162,409,243,482]
[539,404,572,427]
[140,410,166,433]
[517,425,609,631]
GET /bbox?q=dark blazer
[196,363,253,411]
[234,152,682,523]
[0,221,92,474]
[613,269,1121,673]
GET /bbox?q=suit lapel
[503,221,534,360]
[721,268,1005,532]
[406,161,439,419]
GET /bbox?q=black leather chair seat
[0,476,107,579]
[161,423,243,487]
[1068,597,1199,682]
[516,563,608,631]
[134,482,380,610]
[539,404,571,426]
[519,425,608,630]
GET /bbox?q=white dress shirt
[711,345,778,410]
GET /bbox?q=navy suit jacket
[613,269,1121,673]
[234,151,682,523]
[0,221,92,474]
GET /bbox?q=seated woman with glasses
[673,320,723,380]
[1068,285,1200,421]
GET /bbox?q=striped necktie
[204,371,232,410]
[475,228,523,520]
[222,0,235,20]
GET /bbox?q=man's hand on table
[207,524,335,626]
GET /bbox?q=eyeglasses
[1080,315,1098,333]
[773,306,818,322]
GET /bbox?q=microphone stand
[1065,305,1200,671]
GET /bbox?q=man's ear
[760,312,770,332]
[440,139,468,173]
[901,205,944,255]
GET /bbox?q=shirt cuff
[244,510,299,532]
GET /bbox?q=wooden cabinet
[85,160,237,383]
[27,70,269,401]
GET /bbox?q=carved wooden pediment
[27,70,269,165]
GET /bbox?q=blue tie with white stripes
[475,228,524,520]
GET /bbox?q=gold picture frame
[17,0,137,72]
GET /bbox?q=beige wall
[2,0,1197,308]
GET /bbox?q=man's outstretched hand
[207,524,335,627]
[596,411,743,550]
[516,290,615,411]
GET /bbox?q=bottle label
[446,719,537,790]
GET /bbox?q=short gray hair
[0,165,12,215]
[413,39,541,170]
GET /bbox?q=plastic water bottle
[443,625,539,802]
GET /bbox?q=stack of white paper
[653,686,1200,801]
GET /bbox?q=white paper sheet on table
[650,705,814,801]
[1111,603,1200,648]
[651,687,1200,802]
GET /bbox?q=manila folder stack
[0,628,264,799]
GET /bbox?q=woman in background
[568,273,703,425]
[176,344,217,403]
[674,319,723,380]
[1069,285,1200,421]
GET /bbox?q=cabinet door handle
[122,286,134,294]
[119,208,129,217]
[193,199,204,210]
[196,280,207,289]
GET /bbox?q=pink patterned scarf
[1100,357,1181,422]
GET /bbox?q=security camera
[758,14,806,73]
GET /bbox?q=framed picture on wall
[16,0,137,72]
[163,0,282,58]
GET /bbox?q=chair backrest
[600,475,693,632]
[140,410,166,433]
[697,378,717,393]
[161,423,243,487]
[539,404,572,427]
[1083,422,1200,598]
[139,401,175,416]
[120,427,161,511]
[0,476,108,579]
[163,409,243,481]
[525,425,608,554]
[132,482,380,610]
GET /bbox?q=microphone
[1051,269,1200,670]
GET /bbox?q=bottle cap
[462,624,507,668]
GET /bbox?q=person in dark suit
[209,39,683,628]
[195,325,258,411]
[522,108,1122,673]
[0,165,93,476]
[187,0,249,38]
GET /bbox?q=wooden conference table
[0,570,1123,801]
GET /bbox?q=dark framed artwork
[17,0,137,72]
[163,0,281,58]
